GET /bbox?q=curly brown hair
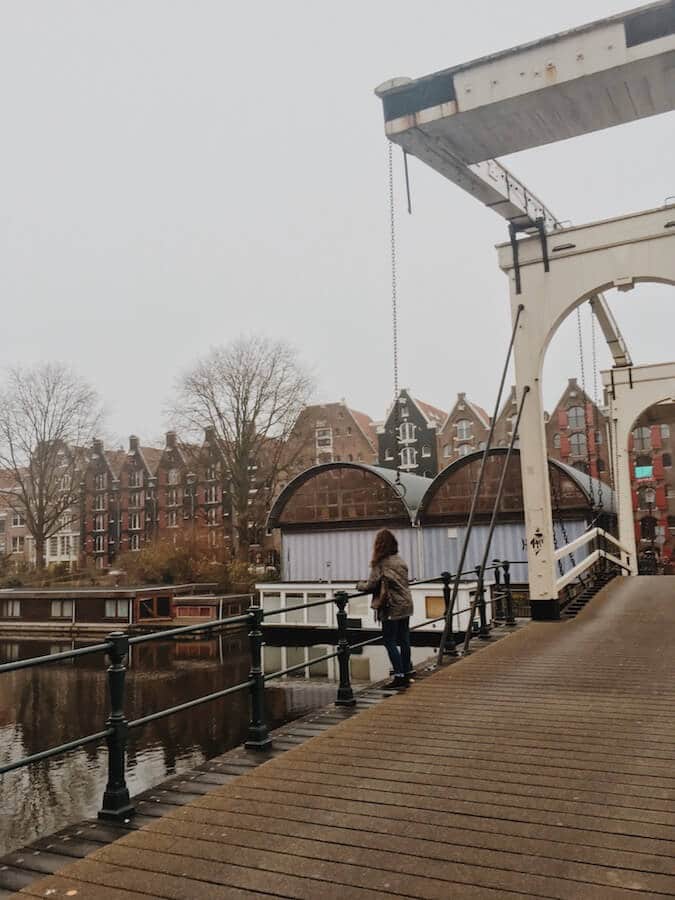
[371,528,398,566]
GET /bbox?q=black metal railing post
[440,572,458,656]
[244,606,272,751]
[503,560,516,627]
[493,562,504,621]
[476,565,490,640]
[334,592,356,707]
[98,632,135,821]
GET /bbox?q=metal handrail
[1,565,492,820]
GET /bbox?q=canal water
[0,633,433,855]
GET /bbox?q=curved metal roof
[267,462,432,530]
[416,448,617,521]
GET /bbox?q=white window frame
[167,468,179,485]
[398,421,416,444]
[456,419,472,441]
[130,533,141,551]
[95,473,107,491]
[400,446,418,469]
[167,510,177,528]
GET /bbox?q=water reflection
[0,634,431,855]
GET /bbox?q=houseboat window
[263,644,282,675]
[284,593,304,624]
[425,596,445,619]
[307,593,328,625]
[308,645,329,677]
[156,597,171,617]
[50,600,73,618]
[0,600,21,617]
[262,593,281,623]
[174,606,213,617]
[105,599,130,618]
[286,646,306,676]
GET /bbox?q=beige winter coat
[357,553,414,621]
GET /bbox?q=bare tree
[0,363,103,570]
[175,336,314,561]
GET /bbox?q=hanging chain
[551,468,575,575]
[576,306,596,507]
[388,141,402,485]
[590,304,604,511]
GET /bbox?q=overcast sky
[2,1,673,446]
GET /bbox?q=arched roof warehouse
[267,463,431,532]
[418,448,616,524]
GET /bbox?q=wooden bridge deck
[15,576,675,899]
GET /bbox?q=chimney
[568,377,578,387]
[129,435,139,452]
[204,425,216,442]
[92,438,103,455]
[458,392,466,400]
[165,431,177,449]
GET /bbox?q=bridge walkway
[15,576,675,899]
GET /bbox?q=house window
[206,465,218,481]
[640,516,657,540]
[95,473,107,490]
[95,556,105,569]
[208,530,217,547]
[94,494,106,511]
[661,424,670,440]
[595,429,603,445]
[458,444,472,457]
[597,459,606,473]
[167,488,179,506]
[207,507,218,526]
[49,537,58,557]
[421,445,431,458]
[443,444,452,458]
[11,536,25,553]
[105,599,130,618]
[400,447,417,468]
[206,485,218,503]
[130,534,141,551]
[128,470,143,488]
[567,407,585,429]
[384,448,394,461]
[60,535,72,556]
[398,422,416,443]
[95,534,105,552]
[569,433,587,456]
[456,420,472,441]
[0,600,20,617]
[95,513,105,531]
[552,433,561,449]
[51,599,73,618]
[316,428,332,448]
[663,452,672,468]
[168,468,179,485]
[633,427,651,452]
[129,491,144,508]
[129,512,142,531]
[11,512,25,528]
[635,454,653,479]
[167,510,177,528]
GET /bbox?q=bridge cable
[388,141,402,487]
[437,302,525,662]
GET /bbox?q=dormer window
[168,468,179,485]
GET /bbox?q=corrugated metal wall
[281,527,422,582]
[281,520,588,583]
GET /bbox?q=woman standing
[357,528,414,690]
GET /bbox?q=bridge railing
[555,527,632,594]
[0,563,516,822]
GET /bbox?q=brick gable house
[545,378,610,482]
[287,401,377,472]
[437,392,491,470]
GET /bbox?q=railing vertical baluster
[503,561,516,627]
[476,565,490,640]
[244,607,272,751]
[98,632,135,821]
[441,572,458,656]
[334,592,356,707]
[493,563,504,621]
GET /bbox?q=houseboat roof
[0,583,218,599]
[267,462,432,530]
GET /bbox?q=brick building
[628,403,675,566]
[545,378,610,482]
[287,401,377,471]
[437,392,490,469]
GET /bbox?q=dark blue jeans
[382,617,411,676]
